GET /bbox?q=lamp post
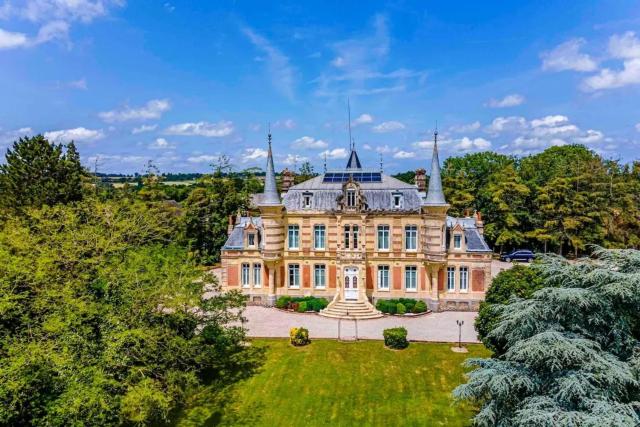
[456,320,464,349]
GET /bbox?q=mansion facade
[220,133,492,315]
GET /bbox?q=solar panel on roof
[322,172,382,183]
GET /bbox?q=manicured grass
[178,339,489,427]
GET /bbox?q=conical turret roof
[424,132,447,206]
[260,133,281,205]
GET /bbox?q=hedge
[376,298,428,315]
[275,296,328,312]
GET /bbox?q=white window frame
[447,266,456,292]
[314,264,326,289]
[247,233,256,248]
[288,264,300,288]
[314,224,326,250]
[253,263,262,288]
[405,225,417,251]
[346,190,356,207]
[377,225,390,250]
[241,263,250,288]
[288,225,300,250]
[303,193,312,209]
[405,266,417,291]
[352,225,359,249]
[377,265,390,290]
[393,193,403,209]
[460,267,469,293]
[453,234,462,250]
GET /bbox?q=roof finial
[268,122,272,146]
[379,153,383,173]
[348,98,353,151]
[323,152,327,173]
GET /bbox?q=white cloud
[99,99,170,122]
[0,20,68,49]
[454,137,491,152]
[636,122,640,132]
[148,137,174,150]
[352,113,374,126]
[372,120,405,133]
[87,154,146,165]
[412,140,434,150]
[530,115,569,128]
[486,116,528,134]
[132,124,158,134]
[242,148,268,162]
[68,78,87,90]
[375,145,393,154]
[486,94,525,108]
[242,26,296,100]
[273,118,296,129]
[44,127,104,143]
[393,150,415,159]
[609,31,640,59]
[541,38,598,72]
[319,148,348,159]
[450,121,481,133]
[0,127,34,144]
[581,58,640,91]
[0,28,28,49]
[165,121,234,137]
[292,136,328,149]
[573,129,604,144]
[283,154,308,165]
[187,154,217,164]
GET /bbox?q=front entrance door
[344,267,359,301]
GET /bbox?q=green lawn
[178,339,489,427]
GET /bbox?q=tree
[483,164,531,252]
[0,198,262,425]
[0,135,87,211]
[475,265,544,354]
[455,249,640,426]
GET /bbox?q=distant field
[177,339,489,427]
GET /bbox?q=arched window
[353,277,358,287]
[345,276,350,287]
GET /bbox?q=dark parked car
[500,249,535,263]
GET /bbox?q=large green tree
[455,249,640,425]
[0,135,87,211]
[0,199,261,426]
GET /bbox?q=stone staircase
[319,300,383,320]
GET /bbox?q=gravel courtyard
[241,306,480,343]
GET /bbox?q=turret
[422,130,450,258]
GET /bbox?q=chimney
[475,210,484,235]
[281,168,295,193]
[415,168,427,192]
[227,215,235,235]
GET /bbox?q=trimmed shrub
[275,296,291,309]
[309,298,328,312]
[383,327,409,349]
[376,300,388,313]
[290,327,311,346]
[386,302,397,315]
[412,300,428,313]
[297,301,308,313]
[396,303,407,315]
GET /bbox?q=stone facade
[220,133,492,312]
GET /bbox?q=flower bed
[275,296,329,313]
[376,298,428,315]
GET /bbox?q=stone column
[429,266,440,312]
[267,264,277,306]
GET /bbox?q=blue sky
[1,1,640,174]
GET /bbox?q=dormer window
[303,192,312,209]
[247,233,256,247]
[393,193,403,209]
[454,234,462,249]
[346,190,356,207]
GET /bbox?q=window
[405,266,417,291]
[377,225,390,250]
[454,234,462,249]
[353,225,359,249]
[460,267,469,292]
[447,267,455,291]
[344,225,350,249]
[393,193,402,208]
[303,193,312,209]
[288,225,299,249]
[288,264,300,288]
[377,266,390,290]
[247,233,256,247]
[314,264,326,288]
[253,264,262,287]
[346,190,356,207]
[405,225,417,250]
[314,225,326,250]
[241,263,250,288]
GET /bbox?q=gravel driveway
[241,306,480,343]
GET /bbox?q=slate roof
[447,216,491,252]
[222,217,263,250]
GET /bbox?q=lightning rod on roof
[348,98,353,151]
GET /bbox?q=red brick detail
[227,265,238,287]
[279,265,285,287]
[393,266,402,290]
[302,265,311,288]
[438,269,445,291]
[472,269,485,292]
[366,266,374,290]
[329,265,336,288]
